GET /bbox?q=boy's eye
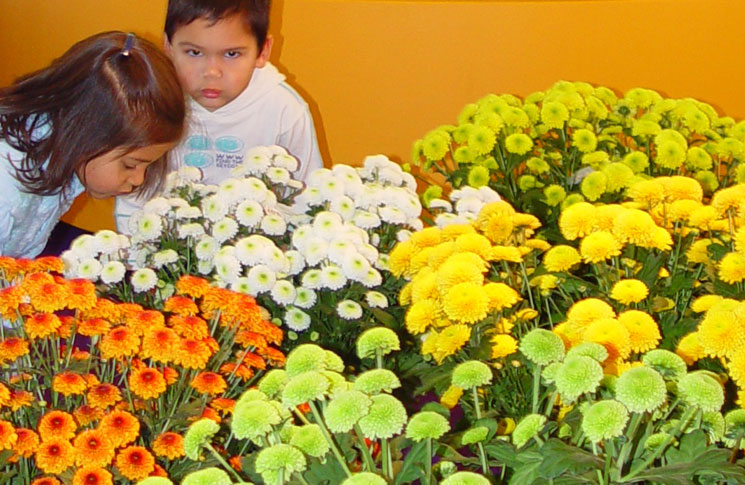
[225,51,241,59]
[186,48,202,57]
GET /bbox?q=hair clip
[121,33,136,57]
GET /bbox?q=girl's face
[78,143,174,199]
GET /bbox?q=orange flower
[19,272,55,293]
[219,362,254,382]
[72,466,113,485]
[211,398,236,415]
[175,275,211,298]
[100,411,139,448]
[191,372,227,395]
[129,367,167,400]
[252,319,284,346]
[0,382,10,406]
[163,295,199,316]
[227,295,263,328]
[174,338,213,369]
[86,384,122,410]
[116,302,145,322]
[13,427,39,458]
[52,372,88,396]
[30,478,62,485]
[56,315,74,339]
[229,455,243,472]
[115,446,155,481]
[239,351,267,370]
[169,315,209,339]
[258,346,286,367]
[78,318,111,337]
[0,256,20,280]
[73,429,115,467]
[152,431,184,460]
[72,348,91,361]
[8,389,34,411]
[24,313,62,339]
[73,405,104,426]
[200,407,222,423]
[0,337,29,363]
[0,285,23,320]
[99,326,140,360]
[199,287,236,320]
[163,366,179,385]
[81,298,121,322]
[235,330,268,349]
[35,438,75,474]
[0,420,17,450]
[29,256,65,274]
[28,281,68,313]
[125,310,165,336]
[140,327,179,363]
[151,463,169,477]
[65,279,97,311]
[38,411,77,441]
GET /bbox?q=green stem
[308,401,352,478]
[206,443,244,483]
[592,443,605,485]
[532,364,542,413]
[354,424,376,473]
[472,387,489,475]
[616,412,643,473]
[426,438,433,485]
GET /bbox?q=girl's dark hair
[165,0,271,49]
[0,31,186,196]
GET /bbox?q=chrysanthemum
[12,427,38,458]
[0,419,16,452]
[72,429,115,467]
[173,338,214,370]
[175,275,211,299]
[677,372,724,413]
[72,466,112,485]
[405,411,451,443]
[255,444,307,483]
[615,366,667,413]
[543,245,581,273]
[183,418,219,460]
[24,313,62,339]
[519,329,565,366]
[567,298,616,327]
[152,431,185,460]
[642,349,687,381]
[512,414,547,448]
[358,394,408,440]
[697,306,745,359]
[504,133,533,155]
[99,326,140,360]
[0,337,29,363]
[719,252,745,284]
[73,405,104,427]
[129,367,167,400]
[86,383,122,410]
[617,310,660,353]
[555,355,603,402]
[115,446,155,481]
[440,471,491,485]
[580,171,608,202]
[558,202,596,240]
[541,101,569,129]
[282,371,329,407]
[30,478,62,485]
[323,390,372,433]
[686,239,713,264]
[99,410,140,448]
[452,360,492,389]
[35,438,74,474]
[52,372,88,397]
[610,279,649,305]
[442,282,489,324]
[490,334,518,359]
[580,231,622,263]
[582,400,629,442]
[613,209,659,247]
[38,410,77,441]
[356,327,400,360]
[190,372,227,396]
[584,318,631,362]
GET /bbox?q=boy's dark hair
[165,0,271,49]
[0,32,185,197]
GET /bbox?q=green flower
[467,166,491,188]
[451,361,493,389]
[622,151,650,173]
[324,351,345,372]
[341,473,388,485]
[406,411,451,442]
[581,400,629,442]
[677,372,724,413]
[541,362,563,384]
[631,119,662,137]
[422,131,451,161]
[644,432,672,451]
[181,468,232,485]
[526,157,550,174]
[642,349,687,381]
[566,342,608,363]
[503,107,531,128]
[695,170,719,193]
[655,141,686,170]
[183,418,220,460]
[468,125,497,155]
[654,129,688,149]
[520,329,565,366]
[453,123,474,144]
[325,390,373,433]
[686,146,713,170]
[512,414,547,448]
[289,424,330,458]
[255,444,307,481]
[572,129,597,153]
[322,370,350,396]
[422,185,444,208]
[615,366,667,413]
[581,151,610,169]
[232,399,282,440]
[561,193,586,210]
[258,369,288,398]
[236,388,269,405]
[358,394,408,440]
[137,478,174,485]
[702,411,725,442]
[724,409,745,446]
[454,146,476,164]
[505,133,534,155]
[356,327,401,360]
[580,171,608,201]
[602,163,635,192]
[543,184,566,207]
[282,371,329,407]
[519,175,540,191]
[440,472,491,485]
[461,426,489,445]
[285,344,328,377]
[555,355,603,402]
[541,101,569,129]
[353,369,401,394]
[458,104,479,125]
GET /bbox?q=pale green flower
[255,444,307,481]
[325,390,373,433]
[358,394,408,440]
[518,175,539,191]
[642,349,687,381]
[452,361,493,389]
[181,468,232,485]
[615,366,667,413]
[282,371,329,408]
[440,472,491,485]
[405,411,451,442]
[572,129,597,153]
[724,409,745,447]
[541,362,563,384]
[505,133,533,155]
[461,426,489,445]
[232,399,282,440]
[566,342,608,363]
[644,432,672,451]
[602,163,635,192]
[555,355,603,402]
[467,166,491,188]
[702,411,725,442]
[353,369,401,394]
[324,351,345,372]
[581,400,629,442]
[422,131,451,161]
[622,151,650,173]
[285,344,328,377]
[541,101,569,129]
[543,184,566,207]
[183,418,219,460]
[512,414,547,448]
[520,329,565,366]
[236,388,269,405]
[136,478,174,485]
[468,125,497,155]
[678,372,724,413]
[341,473,388,485]
[580,171,608,201]
[356,327,400,360]
[322,370,350,395]
[289,424,330,458]
[258,369,288,399]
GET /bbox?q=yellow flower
[436,253,486,291]
[409,227,443,249]
[440,385,464,409]
[580,171,608,201]
[543,245,581,272]
[567,298,616,327]
[617,310,660,353]
[405,299,441,335]
[441,224,477,242]
[689,206,718,231]
[398,282,413,305]
[660,176,704,202]
[409,247,435,276]
[427,241,456,268]
[593,205,625,232]
[628,179,665,207]
[583,318,631,362]
[559,202,596,240]
[711,185,745,216]
[610,279,649,305]
[454,233,493,260]
[443,282,489,324]
[727,352,745,387]
[489,246,524,263]
[691,295,724,313]
[668,199,703,222]
[388,240,417,278]
[422,325,472,363]
[697,302,745,359]
[483,283,521,312]
[524,239,551,252]
[719,252,745,284]
[612,209,658,247]
[410,271,440,302]
[687,239,713,264]
[580,231,622,263]
[491,334,518,359]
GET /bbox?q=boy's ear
[255,35,273,68]
[162,36,174,57]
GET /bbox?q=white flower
[333,165,364,198]
[307,168,335,187]
[94,230,121,254]
[401,193,423,219]
[178,166,203,182]
[214,254,241,284]
[365,291,389,309]
[291,225,313,252]
[217,178,246,206]
[134,213,163,241]
[60,250,78,276]
[362,268,383,287]
[401,172,417,192]
[267,145,288,156]
[212,218,239,243]
[195,236,219,260]
[100,261,126,284]
[267,167,291,185]
[313,212,344,240]
[197,259,214,275]
[217,245,235,258]
[478,186,502,202]
[337,300,363,320]
[379,206,407,225]
[231,277,254,295]
[168,198,190,210]
[143,197,171,216]
[178,223,205,238]
[319,176,346,202]
[371,233,381,246]
[397,229,413,242]
[300,269,323,289]
[461,212,478,223]
[202,195,228,222]
[76,258,102,280]
[341,252,372,281]
[260,213,287,236]
[435,213,460,228]
[118,235,131,250]
[363,154,394,171]
[234,235,272,266]
[455,196,485,215]
[407,218,425,231]
[266,246,290,273]
[378,166,404,186]
[357,244,379,264]
[328,240,356,265]
[352,210,381,229]
[262,191,278,210]
[270,280,297,305]
[243,177,269,202]
[195,183,217,196]
[175,206,202,219]
[302,237,329,266]
[152,249,179,268]
[69,234,98,259]
[284,250,306,276]
[375,254,390,271]
[284,307,311,332]
[294,187,325,211]
[449,186,479,202]
[321,264,347,290]
[247,265,277,294]
[238,146,272,175]
[274,153,299,172]
[330,196,356,221]
[131,268,158,292]
[235,200,264,228]
[294,287,317,309]
[428,199,453,211]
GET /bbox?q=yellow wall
[1,0,744,231]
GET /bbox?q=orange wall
[1,0,744,231]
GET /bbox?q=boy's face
[165,15,272,111]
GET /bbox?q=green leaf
[394,439,428,485]
[624,448,745,484]
[537,439,604,479]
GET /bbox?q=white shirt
[115,62,323,233]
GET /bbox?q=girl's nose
[204,58,222,78]
[129,166,146,188]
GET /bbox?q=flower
[353,369,401,394]
[0,420,16,451]
[286,344,328,376]
[87,384,122,410]
[543,245,581,272]
[461,426,489,445]
[505,133,533,155]
[130,268,158,292]
[24,313,61,339]
[491,334,518,359]
[181,468,232,485]
[35,438,74,474]
[512,414,547,448]
[555,355,603,402]
[719,252,745,284]
[443,282,489,323]
[152,432,185,460]
[452,360,493,388]
[232,399,281,440]
[115,446,155,481]
[358,394,408,440]
[356,327,400,359]
[582,400,629,442]
[325,390,373,433]
[337,299,363,320]
[99,410,140,448]
[520,329,565,366]
[289,424,330,457]
[183,419,220,460]
[642,349,687,381]
[566,342,608,362]
[615,366,667,413]
[52,372,88,396]
[72,429,115,467]
[13,428,39,458]
[678,372,724,413]
[342,473,388,485]
[99,326,140,360]
[282,371,329,407]
[255,444,307,482]
[38,411,77,441]
[610,279,649,305]
[406,411,451,441]
[618,310,661,353]
[129,367,167,400]
[440,385,464,409]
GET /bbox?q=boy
[115,0,323,233]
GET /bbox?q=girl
[0,31,186,257]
